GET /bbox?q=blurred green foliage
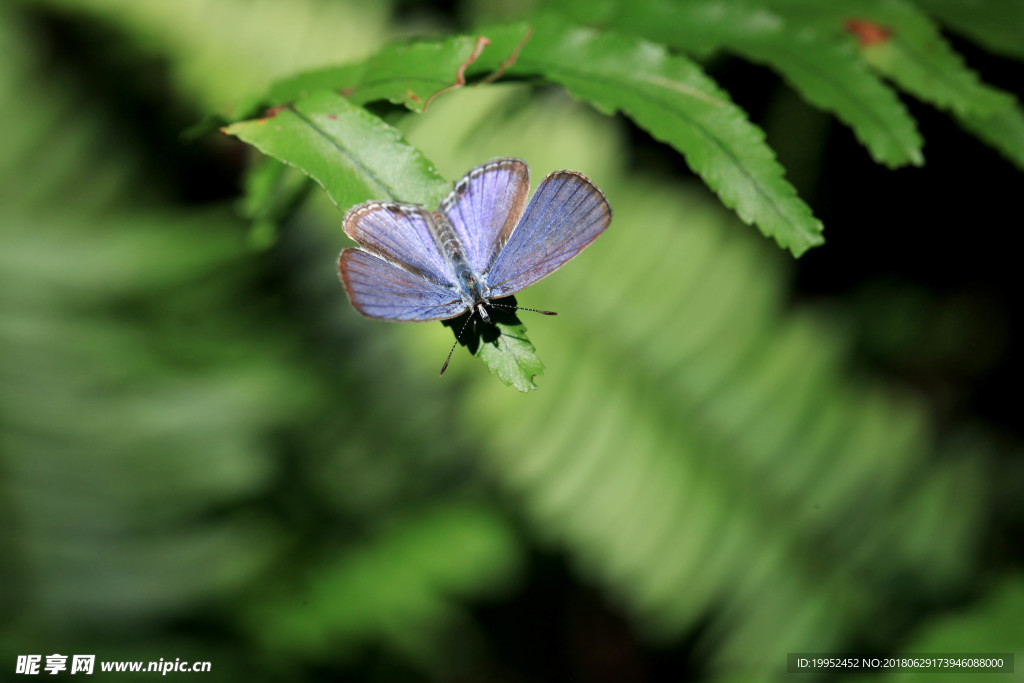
[2,0,1022,681]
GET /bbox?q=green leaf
[223,91,450,208]
[245,17,824,255]
[879,579,1024,682]
[575,0,923,168]
[268,34,495,113]
[744,38,923,167]
[766,0,1016,118]
[916,0,1024,61]
[239,156,315,250]
[956,100,1024,172]
[442,297,545,393]
[212,33,498,130]
[473,17,824,256]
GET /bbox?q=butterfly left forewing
[344,202,455,285]
[486,171,611,298]
[438,158,530,274]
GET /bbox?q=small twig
[479,26,535,85]
[423,36,491,112]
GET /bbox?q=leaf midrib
[289,105,398,200]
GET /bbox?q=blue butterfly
[338,158,612,373]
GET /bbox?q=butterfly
[338,158,612,373]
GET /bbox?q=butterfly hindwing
[338,249,465,321]
[486,170,612,298]
[438,158,530,274]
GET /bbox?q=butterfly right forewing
[486,170,611,298]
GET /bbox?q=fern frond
[554,0,924,167]
[892,578,1024,673]
[955,102,1024,172]
[471,184,981,673]
[476,17,825,256]
[766,0,1015,117]
[916,0,1024,60]
[246,503,519,669]
[386,85,987,676]
[226,17,824,255]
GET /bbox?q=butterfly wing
[339,249,466,321]
[486,170,611,298]
[343,201,454,284]
[438,158,530,273]
[340,202,464,321]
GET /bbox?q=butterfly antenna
[489,302,558,316]
[440,314,475,376]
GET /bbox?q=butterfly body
[338,158,611,327]
[428,210,494,323]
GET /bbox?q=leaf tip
[789,232,826,258]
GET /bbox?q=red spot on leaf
[341,87,355,97]
[327,113,338,120]
[844,18,892,46]
[259,104,287,123]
